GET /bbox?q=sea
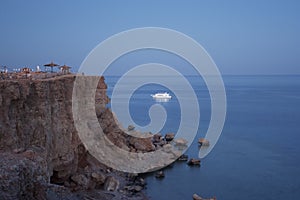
[104,75,300,200]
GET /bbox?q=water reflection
[153,98,171,102]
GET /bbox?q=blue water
[105,75,300,200]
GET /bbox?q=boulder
[155,171,165,178]
[187,158,201,166]
[104,176,119,191]
[91,172,106,185]
[198,138,210,146]
[178,154,188,161]
[153,133,162,143]
[193,194,217,200]
[124,185,143,193]
[153,133,166,148]
[193,193,203,200]
[128,125,135,131]
[174,138,188,146]
[70,174,89,189]
[165,133,175,142]
[129,137,156,152]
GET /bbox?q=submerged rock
[187,158,201,166]
[155,171,165,179]
[174,138,188,147]
[193,193,217,200]
[193,193,203,200]
[198,138,210,146]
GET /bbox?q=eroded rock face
[0,151,48,200]
[0,75,148,199]
[1,74,189,199]
[0,75,83,182]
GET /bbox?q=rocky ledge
[0,75,151,200]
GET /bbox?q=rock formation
[198,138,210,146]
[0,75,148,200]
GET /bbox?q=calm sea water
[105,75,300,200]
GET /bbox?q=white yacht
[151,92,172,99]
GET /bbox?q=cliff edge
[0,75,147,200]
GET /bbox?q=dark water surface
[105,75,300,200]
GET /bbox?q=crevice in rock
[50,170,65,186]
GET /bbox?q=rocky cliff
[0,75,148,200]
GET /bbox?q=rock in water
[165,133,175,142]
[193,194,217,200]
[187,158,201,166]
[174,138,188,150]
[198,138,210,146]
[155,171,165,178]
[193,193,203,200]
[178,154,188,161]
[153,133,162,143]
[128,125,135,131]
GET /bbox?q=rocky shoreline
[0,75,151,199]
[0,74,214,199]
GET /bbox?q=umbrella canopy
[59,64,72,74]
[44,61,59,72]
[44,62,59,67]
[59,64,71,69]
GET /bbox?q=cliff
[0,75,147,200]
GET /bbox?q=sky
[0,0,299,75]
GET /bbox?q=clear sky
[0,0,299,75]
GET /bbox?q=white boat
[151,92,172,99]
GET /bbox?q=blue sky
[0,0,299,74]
